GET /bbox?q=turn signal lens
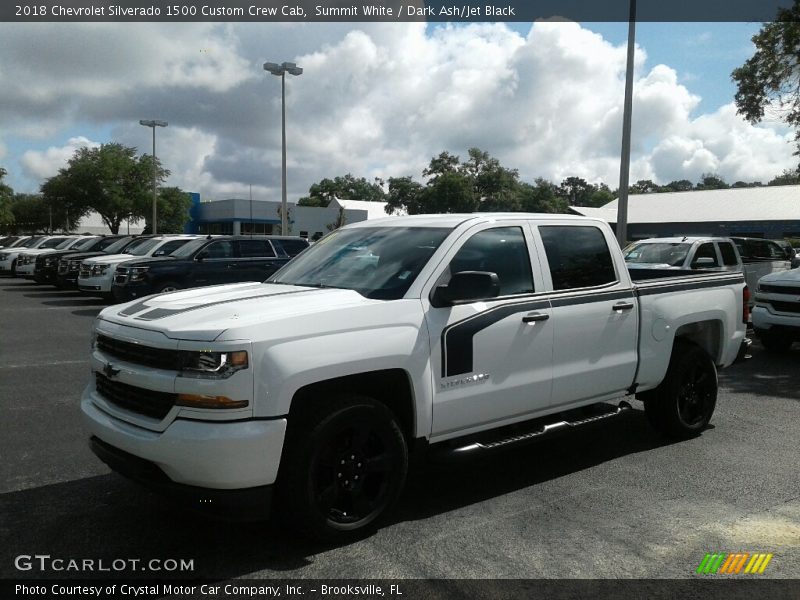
[176,394,249,409]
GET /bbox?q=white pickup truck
[82,214,749,540]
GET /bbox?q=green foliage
[664,179,694,192]
[0,168,15,231]
[732,1,800,159]
[298,174,386,207]
[768,168,800,186]
[696,173,730,190]
[41,143,168,234]
[140,187,192,234]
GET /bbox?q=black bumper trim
[89,436,272,520]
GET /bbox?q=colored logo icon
[696,552,774,575]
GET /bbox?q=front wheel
[641,341,717,439]
[279,395,408,541]
[156,281,181,294]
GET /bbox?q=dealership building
[571,185,800,240]
[185,196,401,240]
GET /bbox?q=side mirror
[693,257,715,267]
[432,271,500,307]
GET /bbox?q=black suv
[111,235,309,302]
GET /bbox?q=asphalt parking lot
[1,275,799,581]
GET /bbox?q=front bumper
[112,281,152,302]
[752,305,800,336]
[34,266,57,283]
[89,436,273,518]
[55,271,79,288]
[79,273,113,293]
[81,391,287,490]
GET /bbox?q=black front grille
[768,301,800,314]
[95,373,176,419]
[760,284,800,295]
[97,334,183,370]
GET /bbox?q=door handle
[612,301,635,311]
[522,312,550,323]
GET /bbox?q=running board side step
[430,401,633,461]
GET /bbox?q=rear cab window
[538,225,617,290]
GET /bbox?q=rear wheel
[279,395,408,541]
[641,340,717,439]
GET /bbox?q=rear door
[235,239,283,280]
[535,222,639,407]
[190,240,237,286]
[425,221,554,438]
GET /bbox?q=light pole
[616,0,636,247]
[263,61,302,236]
[139,119,168,234]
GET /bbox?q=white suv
[753,269,800,352]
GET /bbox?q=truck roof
[632,236,734,244]
[347,213,601,229]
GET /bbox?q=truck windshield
[268,227,452,300]
[624,242,692,267]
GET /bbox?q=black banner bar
[1,0,798,23]
[5,579,800,600]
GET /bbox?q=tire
[760,332,793,353]
[156,281,181,294]
[278,395,408,541]
[642,340,717,439]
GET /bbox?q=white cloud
[1,21,797,199]
[20,136,100,180]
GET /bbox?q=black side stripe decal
[636,275,744,296]
[442,298,550,378]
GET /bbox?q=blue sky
[0,20,794,199]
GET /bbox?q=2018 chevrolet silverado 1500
[82,214,748,540]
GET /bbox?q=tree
[768,168,800,186]
[385,176,425,215]
[732,1,800,159]
[41,143,167,234]
[696,173,729,190]
[664,179,694,192]
[558,177,595,206]
[0,168,14,232]
[629,179,664,194]
[139,187,192,234]
[517,178,569,213]
[297,174,385,207]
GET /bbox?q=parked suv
[38,236,135,286]
[753,268,800,352]
[111,235,309,302]
[79,236,198,298]
[0,235,70,277]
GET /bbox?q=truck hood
[759,269,800,284]
[85,253,138,265]
[116,256,177,268]
[97,282,377,341]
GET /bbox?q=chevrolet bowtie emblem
[103,363,121,379]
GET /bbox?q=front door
[425,222,554,439]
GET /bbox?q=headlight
[129,266,149,281]
[45,257,57,266]
[92,264,109,275]
[179,350,249,379]
[0,253,9,260]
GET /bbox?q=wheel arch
[288,369,417,442]
[674,319,723,364]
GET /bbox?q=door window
[202,241,234,259]
[692,243,720,267]
[718,242,739,266]
[539,226,616,290]
[239,240,275,258]
[443,226,534,297]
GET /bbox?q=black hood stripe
[119,288,318,321]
